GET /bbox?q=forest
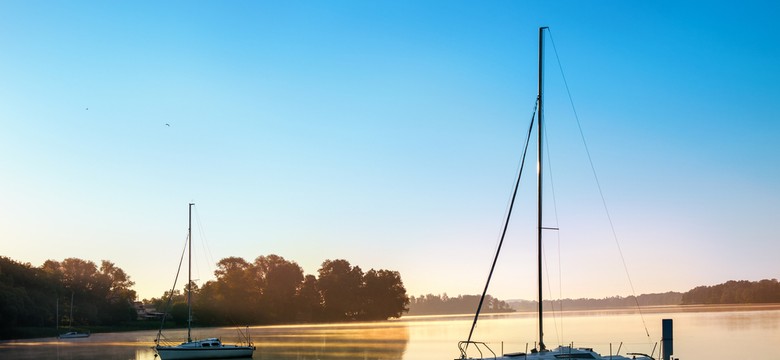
[0,255,409,339]
[147,256,410,325]
[0,256,137,339]
[681,279,780,304]
[507,292,685,312]
[407,294,514,315]
[408,280,780,315]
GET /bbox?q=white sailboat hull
[155,338,255,360]
[155,348,254,360]
[58,331,90,339]
[460,345,652,360]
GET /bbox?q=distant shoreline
[409,280,780,316]
[4,304,779,342]
[401,303,780,319]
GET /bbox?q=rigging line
[193,206,216,267]
[465,98,538,346]
[190,208,251,330]
[156,233,190,342]
[548,29,650,339]
[192,206,216,285]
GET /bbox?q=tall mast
[187,202,194,343]
[537,26,547,352]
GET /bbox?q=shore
[6,303,780,341]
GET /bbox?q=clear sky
[1,1,778,302]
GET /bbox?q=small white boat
[154,203,255,360]
[58,331,90,339]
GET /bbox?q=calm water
[1,305,778,359]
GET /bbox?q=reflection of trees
[254,323,410,360]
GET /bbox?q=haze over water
[2,305,778,359]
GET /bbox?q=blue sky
[1,1,778,301]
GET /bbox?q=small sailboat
[58,292,90,339]
[456,27,654,360]
[154,203,255,360]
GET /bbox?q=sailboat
[456,27,655,360]
[154,203,255,360]
[58,292,90,339]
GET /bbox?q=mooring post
[662,319,673,360]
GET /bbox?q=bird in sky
[165,123,170,127]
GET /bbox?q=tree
[253,255,304,323]
[99,261,137,322]
[170,302,190,326]
[317,259,364,321]
[193,282,221,324]
[40,258,137,325]
[295,275,322,322]
[361,269,409,320]
[0,257,57,331]
[210,257,255,324]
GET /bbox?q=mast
[69,291,75,330]
[537,26,547,352]
[187,202,194,343]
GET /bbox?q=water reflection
[0,335,151,360]
[1,306,778,360]
[0,323,410,360]
[252,323,409,360]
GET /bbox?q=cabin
[134,302,166,320]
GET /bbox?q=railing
[457,340,498,360]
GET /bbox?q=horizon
[2,1,778,302]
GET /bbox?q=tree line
[408,279,780,315]
[507,292,684,312]
[0,254,409,339]
[505,280,780,311]
[148,255,409,325]
[0,256,137,338]
[681,279,780,304]
[407,294,514,315]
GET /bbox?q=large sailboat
[154,203,255,360]
[456,27,655,360]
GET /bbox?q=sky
[1,1,778,302]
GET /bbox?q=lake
[1,305,778,359]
